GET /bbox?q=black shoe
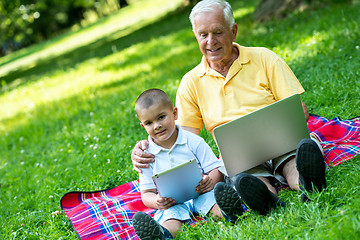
[214,182,244,223]
[234,173,285,215]
[296,138,326,202]
[132,212,173,240]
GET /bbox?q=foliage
[0,0,127,56]
[253,0,355,22]
[0,0,360,239]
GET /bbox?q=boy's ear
[173,107,178,120]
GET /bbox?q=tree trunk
[119,0,129,8]
[253,0,309,22]
[183,0,200,7]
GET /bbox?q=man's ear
[193,29,199,40]
[232,23,238,41]
[173,107,178,120]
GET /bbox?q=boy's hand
[196,174,214,193]
[131,140,155,173]
[156,194,175,210]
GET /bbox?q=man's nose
[208,33,217,45]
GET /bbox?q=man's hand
[131,140,155,173]
[156,194,175,210]
[195,174,214,193]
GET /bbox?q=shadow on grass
[1,0,360,228]
[2,0,360,133]
[0,0,259,92]
[0,4,194,93]
[0,6,138,68]
[236,1,360,119]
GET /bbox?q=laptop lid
[152,159,202,204]
[213,94,310,177]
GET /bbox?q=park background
[0,0,359,239]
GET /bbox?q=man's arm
[131,140,154,173]
[181,126,200,135]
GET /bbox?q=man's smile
[208,47,222,53]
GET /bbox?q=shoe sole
[214,182,244,222]
[132,212,164,240]
[296,139,326,201]
[235,173,283,215]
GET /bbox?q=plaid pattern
[308,115,360,167]
[61,180,156,240]
[61,115,360,240]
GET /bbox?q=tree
[118,0,128,8]
[183,0,200,7]
[253,0,309,22]
[0,0,124,56]
[253,0,352,22]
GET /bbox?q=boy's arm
[208,168,224,184]
[196,168,224,193]
[141,189,175,210]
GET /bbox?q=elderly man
[131,0,326,222]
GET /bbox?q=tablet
[152,159,202,204]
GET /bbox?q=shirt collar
[198,43,250,77]
[147,125,187,154]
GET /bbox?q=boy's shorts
[154,190,216,225]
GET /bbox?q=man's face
[193,8,237,65]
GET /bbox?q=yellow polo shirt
[176,43,305,135]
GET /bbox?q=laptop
[213,93,310,177]
[152,159,202,204]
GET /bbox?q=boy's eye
[159,115,165,120]
[145,122,152,126]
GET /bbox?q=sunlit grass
[0,18,194,132]
[0,0,184,79]
[0,0,360,239]
[0,31,197,133]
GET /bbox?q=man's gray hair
[189,0,235,30]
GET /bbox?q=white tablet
[152,159,202,204]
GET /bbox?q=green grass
[1,0,360,239]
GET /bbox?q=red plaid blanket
[308,115,360,166]
[61,115,360,240]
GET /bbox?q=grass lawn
[1,0,360,239]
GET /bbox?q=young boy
[132,88,225,239]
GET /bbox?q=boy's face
[138,103,178,147]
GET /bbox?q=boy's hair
[135,88,174,116]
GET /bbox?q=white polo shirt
[139,126,220,191]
